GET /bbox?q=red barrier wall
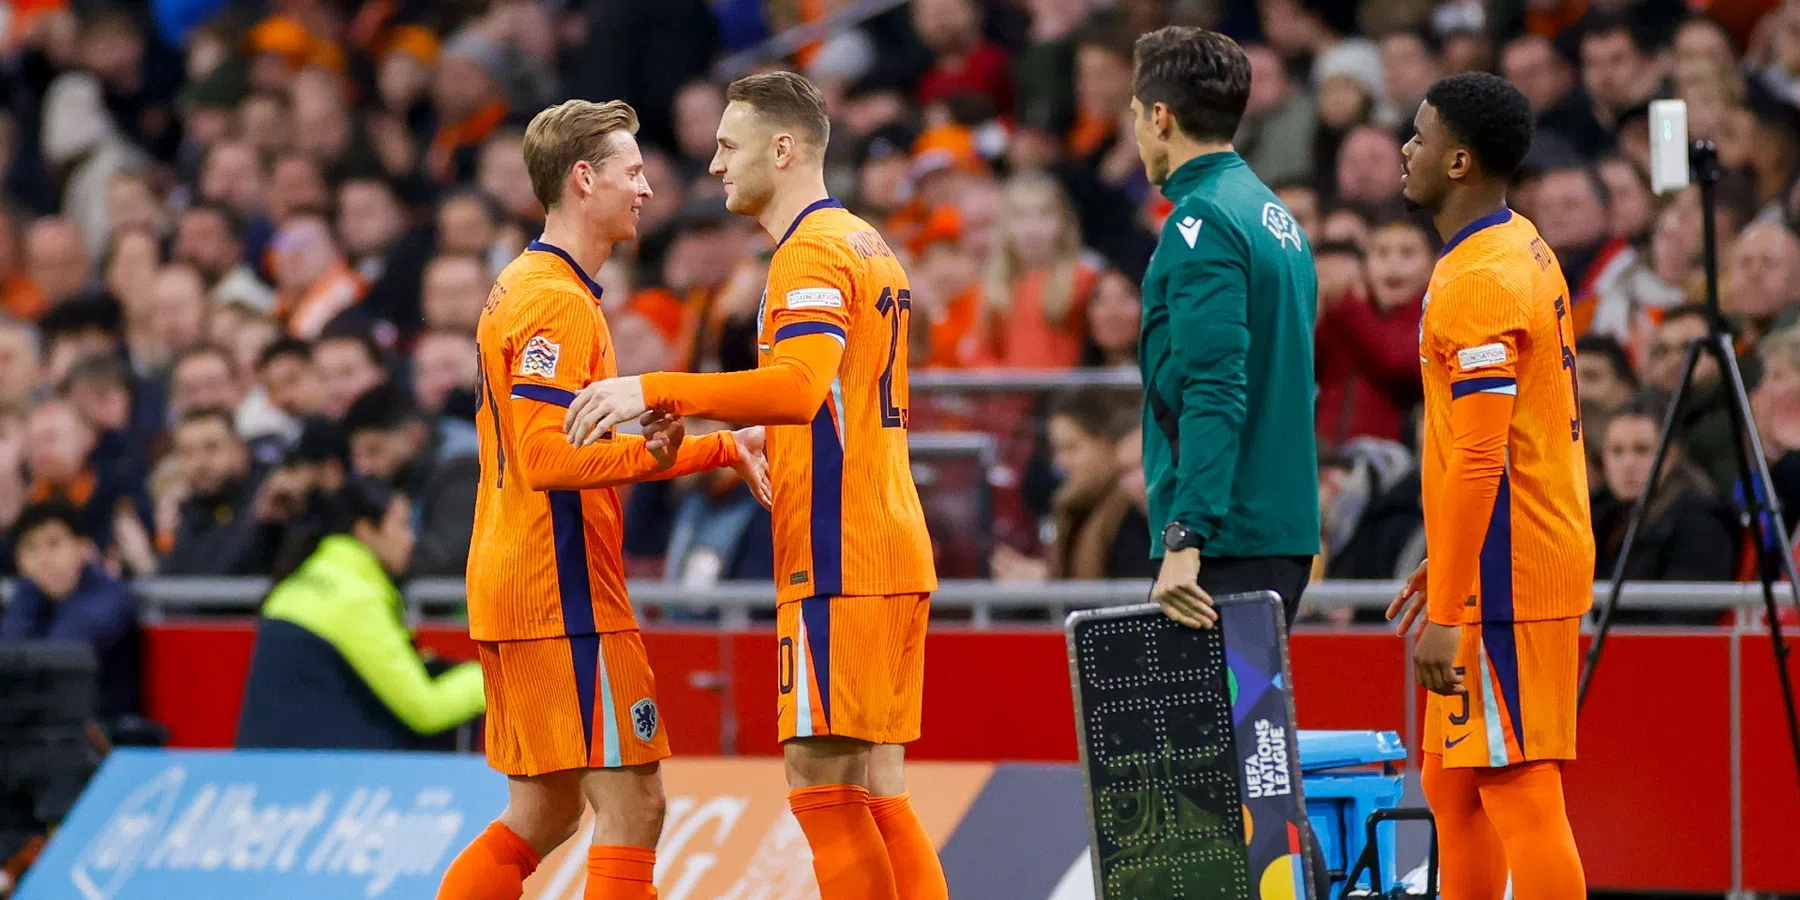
[141,622,1798,892]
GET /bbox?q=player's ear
[1447,147,1472,182]
[773,132,795,169]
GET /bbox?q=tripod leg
[1712,339,1800,796]
[1579,338,1706,709]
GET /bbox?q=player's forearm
[642,431,740,482]
[517,430,668,491]
[641,334,841,425]
[1428,392,1514,625]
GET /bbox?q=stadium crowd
[5,0,1800,647]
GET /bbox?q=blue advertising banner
[16,749,497,900]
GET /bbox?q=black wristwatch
[1162,522,1203,553]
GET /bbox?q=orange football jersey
[1419,208,1595,626]
[642,200,938,604]
[467,240,738,641]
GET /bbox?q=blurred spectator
[1313,240,1365,310]
[1647,305,1742,492]
[168,342,287,464]
[159,407,272,576]
[428,31,516,185]
[40,72,151,256]
[1315,217,1428,447]
[1237,44,1316,186]
[340,382,476,576]
[1320,201,1376,248]
[1597,156,1653,241]
[337,176,430,336]
[1579,13,1667,135]
[412,330,478,417]
[1531,165,1631,334]
[1592,391,1736,584]
[0,500,141,720]
[992,390,1149,580]
[1084,262,1142,367]
[436,189,515,277]
[258,338,325,425]
[909,210,989,369]
[983,171,1096,367]
[475,130,541,235]
[105,171,167,245]
[22,398,151,566]
[1717,98,1800,215]
[0,317,41,410]
[912,0,1014,114]
[1576,334,1642,469]
[267,153,331,226]
[37,295,166,445]
[236,477,482,750]
[660,418,775,588]
[273,213,366,340]
[1274,181,1321,240]
[1012,0,1091,139]
[0,212,43,321]
[1334,125,1404,208]
[1318,438,1422,582]
[24,216,90,311]
[137,264,210,374]
[1723,218,1800,343]
[1756,326,1800,533]
[420,254,489,337]
[198,140,268,227]
[1380,28,1443,129]
[1067,13,1135,162]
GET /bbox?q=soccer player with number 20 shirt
[561,72,944,900]
[1388,73,1593,900]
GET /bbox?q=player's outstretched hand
[1413,621,1465,696]
[731,426,772,509]
[1152,548,1216,629]
[641,410,685,468]
[565,376,649,447]
[1387,558,1429,635]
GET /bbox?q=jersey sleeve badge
[520,335,560,379]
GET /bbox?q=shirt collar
[1159,151,1243,200]
[527,239,604,301]
[1439,207,1513,258]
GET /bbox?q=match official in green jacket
[1131,27,1320,627]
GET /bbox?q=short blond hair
[522,99,640,209]
[725,71,830,146]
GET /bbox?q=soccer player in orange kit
[1386,73,1592,899]
[560,72,946,900]
[436,99,769,900]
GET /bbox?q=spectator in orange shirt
[24,217,89,313]
[909,207,988,369]
[271,213,366,340]
[981,170,1096,368]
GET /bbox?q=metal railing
[117,578,1776,629]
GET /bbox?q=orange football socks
[870,792,948,900]
[586,845,658,899]
[1421,754,1509,900]
[1476,761,1585,900]
[790,784,899,899]
[437,821,541,900]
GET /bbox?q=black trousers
[1168,554,1329,896]
[1193,554,1315,626]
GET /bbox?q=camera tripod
[1577,140,1800,794]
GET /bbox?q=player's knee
[582,765,666,847]
[783,736,873,788]
[499,802,582,858]
[866,743,907,797]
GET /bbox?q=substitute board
[1067,592,1313,900]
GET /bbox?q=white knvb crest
[631,698,659,742]
[1262,202,1303,251]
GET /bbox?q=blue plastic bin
[1297,730,1408,894]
